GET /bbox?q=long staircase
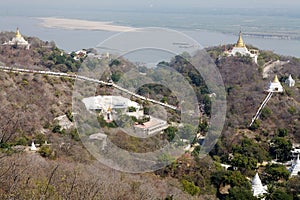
[249,92,273,127]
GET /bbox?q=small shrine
[285,74,295,87]
[266,75,284,93]
[30,141,37,151]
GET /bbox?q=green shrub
[181,179,200,196]
[15,136,28,146]
[261,107,272,120]
[39,145,55,159]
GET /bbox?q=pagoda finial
[236,31,245,48]
[273,75,279,83]
[16,27,21,38]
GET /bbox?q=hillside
[0,34,300,199]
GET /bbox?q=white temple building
[289,154,300,177]
[252,173,267,199]
[82,95,141,121]
[3,28,30,49]
[224,31,259,64]
[285,74,295,87]
[266,75,284,93]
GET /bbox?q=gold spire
[16,28,22,38]
[273,75,279,83]
[236,31,245,47]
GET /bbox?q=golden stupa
[235,31,245,47]
[16,28,22,39]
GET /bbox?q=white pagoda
[3,28,30,49]
[30,141,37,151]
[252,173,267,198]
[289,154,300,177]
[266,75,284,93]
[285,74,295,87]
[225,31,259,64]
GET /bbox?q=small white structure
[30,141,37,151]
[285,74,295,87]
[266,75,284,93]
[289,154,300,177]
[3,28,30,49]
[252,173,267,199]
[225,31,259,64]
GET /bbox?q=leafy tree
[39,145,55,159]
[163,126,178,142]
[286,176,300,199]
[35,133,46,145]
[111,72,121,82]
[127,106,136,112]
[269,189,293,200]
[270,137,292,161]
[181,179,200,196]
[231,153,258,170]
[226,186,257,200]
[232,138,269,163]
[52,124,62,133]
[265,164,290,181]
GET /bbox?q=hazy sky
[3,0,300,10]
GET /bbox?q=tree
[265,164,290,181]
[181,179,200,196]
[231,153,258,170]
[270,137,292,161]
[226,186,257,200]
[269,189,293,200]
[163,126,178,142]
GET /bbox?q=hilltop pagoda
[3,28,30,49]
[225,31,259,64]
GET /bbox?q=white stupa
[30,141,37,151]
[285,74,295,87]
[289,154,300,177]
[266,75,284,93]
[225,31,259,64]
[3,28,30,49]
[252,173,267,198]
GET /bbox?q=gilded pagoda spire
[236,31,245,47]
[16,28,22,38]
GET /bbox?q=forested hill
[0,33,300,199]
